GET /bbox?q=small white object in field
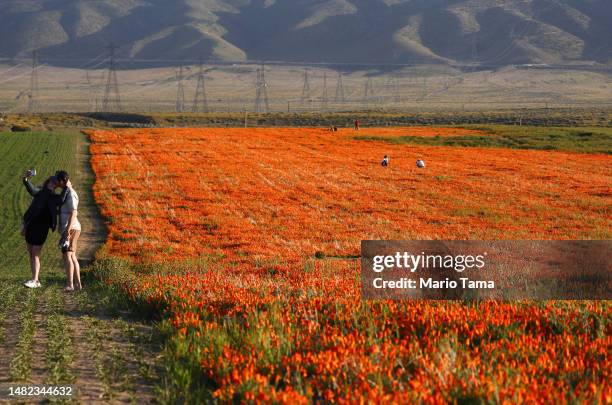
[416,159,425,168]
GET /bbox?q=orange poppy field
[88,127,610,403]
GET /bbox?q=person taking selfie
[21,170,70,288]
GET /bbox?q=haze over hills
[0,0,610,67]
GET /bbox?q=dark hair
[55,170,69,183]
[42,176,57,189]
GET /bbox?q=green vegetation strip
[0,286,20,345]
[9,289,40,381]
[116,319,157,386]
[0,131,79,279]
[45,287,74,385]
[0,131,80,386]
[7,109,610,130]
[355,126,612,154]
[84,316,130,401]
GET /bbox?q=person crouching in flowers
[56,171,82,292]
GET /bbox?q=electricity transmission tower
[334,72,345,103]
[192,58,209,113]
[385,75,401,104]
[300,68,312,106]
[27,50,40,113]
[421,76,428,100]
[363,77,375,108]
[321,72,329,111]
[102,43,122,112]
[175,66,186,113]
[254,64,269,113]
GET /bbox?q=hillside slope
[0,0,610,66]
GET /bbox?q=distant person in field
[56,171,82,292]
[354,119,360,130]
[22,171,70,289]
[381,155,389,167]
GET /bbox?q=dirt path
[75,131,107,265]
[63,294,107,403]
[63,131,159,404]
[63,293,158,404]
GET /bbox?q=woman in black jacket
[22,171,69,288]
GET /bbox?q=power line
[321,72,329,111]
[419,76,428,101]
[300,68,312,106]
[0,63,25,77]
[27,50,40,113]
[363,77,375,107]
[0,68,33,85]
[385,74,401,103]
[254,63,269,113]
[102,43,122,112]
[334,72,345,103]
[84,70,98,112]
[175,65,186,113]
[192,58,209,113]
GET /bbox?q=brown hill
[0,0,610,67]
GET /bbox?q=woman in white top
[56,171,82,291]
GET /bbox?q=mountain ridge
[0,0,610,67]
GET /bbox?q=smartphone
[28,169,37,176]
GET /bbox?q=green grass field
[355,125,612,154]
[0,131,160,402]
[0,132,78,280]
